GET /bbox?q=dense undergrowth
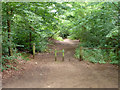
[75,45,119,64]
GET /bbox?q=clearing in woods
[2,39,118,88]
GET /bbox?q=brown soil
[2,39,118,88]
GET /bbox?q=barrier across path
[55,49,64,61]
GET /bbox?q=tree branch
[112,2,119,10]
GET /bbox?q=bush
[53,34,63,41]
[75,44,118,64]
[1,55,19,72]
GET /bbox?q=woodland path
[2,39,118,88]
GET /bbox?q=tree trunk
[29,27,35,53]
[29,31,32,53]
[7,3,13,56]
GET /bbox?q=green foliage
[75,44,119,64]
[1,51,31,72]
[68,2,119,47]
[1,54,18,72]
[67,35,76,40]
[20,52,30,61]
[70,2,119,64]
[53,34,63,41]
[35,40,49,52]
[2,2,119,71]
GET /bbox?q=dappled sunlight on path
[55,39,79,45]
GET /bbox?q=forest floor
[2,39,118,88]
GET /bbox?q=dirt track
[2,39,118,88]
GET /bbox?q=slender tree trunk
[7,19,11,55]
[7,3,13,56]
[29,31,32,53]
[29,27,35,53]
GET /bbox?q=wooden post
[55,49,57,61]
[80,46,82,61]
[62,49,64,61]
[33,43,35,59]
[10,47,13,56]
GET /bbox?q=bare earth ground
[2,39,118,88]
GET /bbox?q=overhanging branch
[112,2,119,10]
